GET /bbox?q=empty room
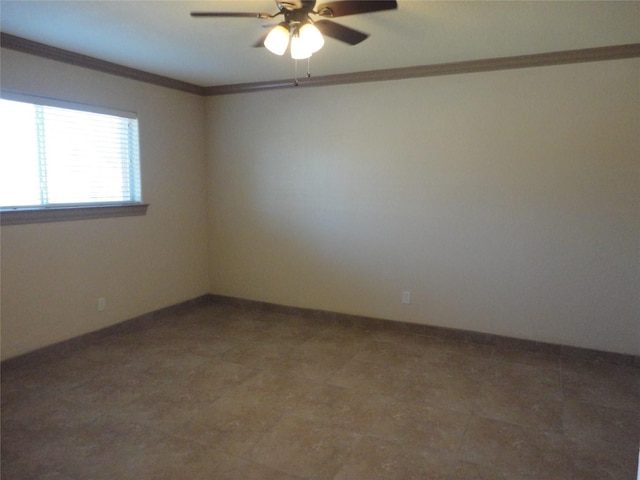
[1,1,638,479]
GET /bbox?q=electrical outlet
[97,297,107,311]
[402,291,411,304]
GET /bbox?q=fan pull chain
[293,58,312,86]
[292,58,312,86]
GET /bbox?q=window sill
[0,203,149,226]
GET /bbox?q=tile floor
[2,301,639,479]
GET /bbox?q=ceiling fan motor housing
[278,1,314,12]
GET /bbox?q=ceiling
[1,1,638,88]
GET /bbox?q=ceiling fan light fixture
[264,22,290,55]
[298,22,324,53]
[290,31,312,59]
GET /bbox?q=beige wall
[0,49,211,360]
[1,48,637,359]
[206,59,639,355]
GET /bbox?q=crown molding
[0,33,207,96]
[2,32,639,97]
[204,43,640,95]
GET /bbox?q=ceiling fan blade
[252,32,269,48]
[191,12,272,19]
[314,20,368,45]
[315,0,397,18]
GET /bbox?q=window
[0,93,147,225]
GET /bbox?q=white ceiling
[1,1,638,87]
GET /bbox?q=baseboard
[209,294,640,368]
[1,295,212,370]
[2,293,638,370]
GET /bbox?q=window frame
[0,91,148,226]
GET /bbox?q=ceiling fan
[191,0,398,60]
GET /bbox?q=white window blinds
[0,95,141,209]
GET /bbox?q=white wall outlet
[402,291,411,304]
[97,297,107,311]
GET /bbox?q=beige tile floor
[2,301,639,479]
